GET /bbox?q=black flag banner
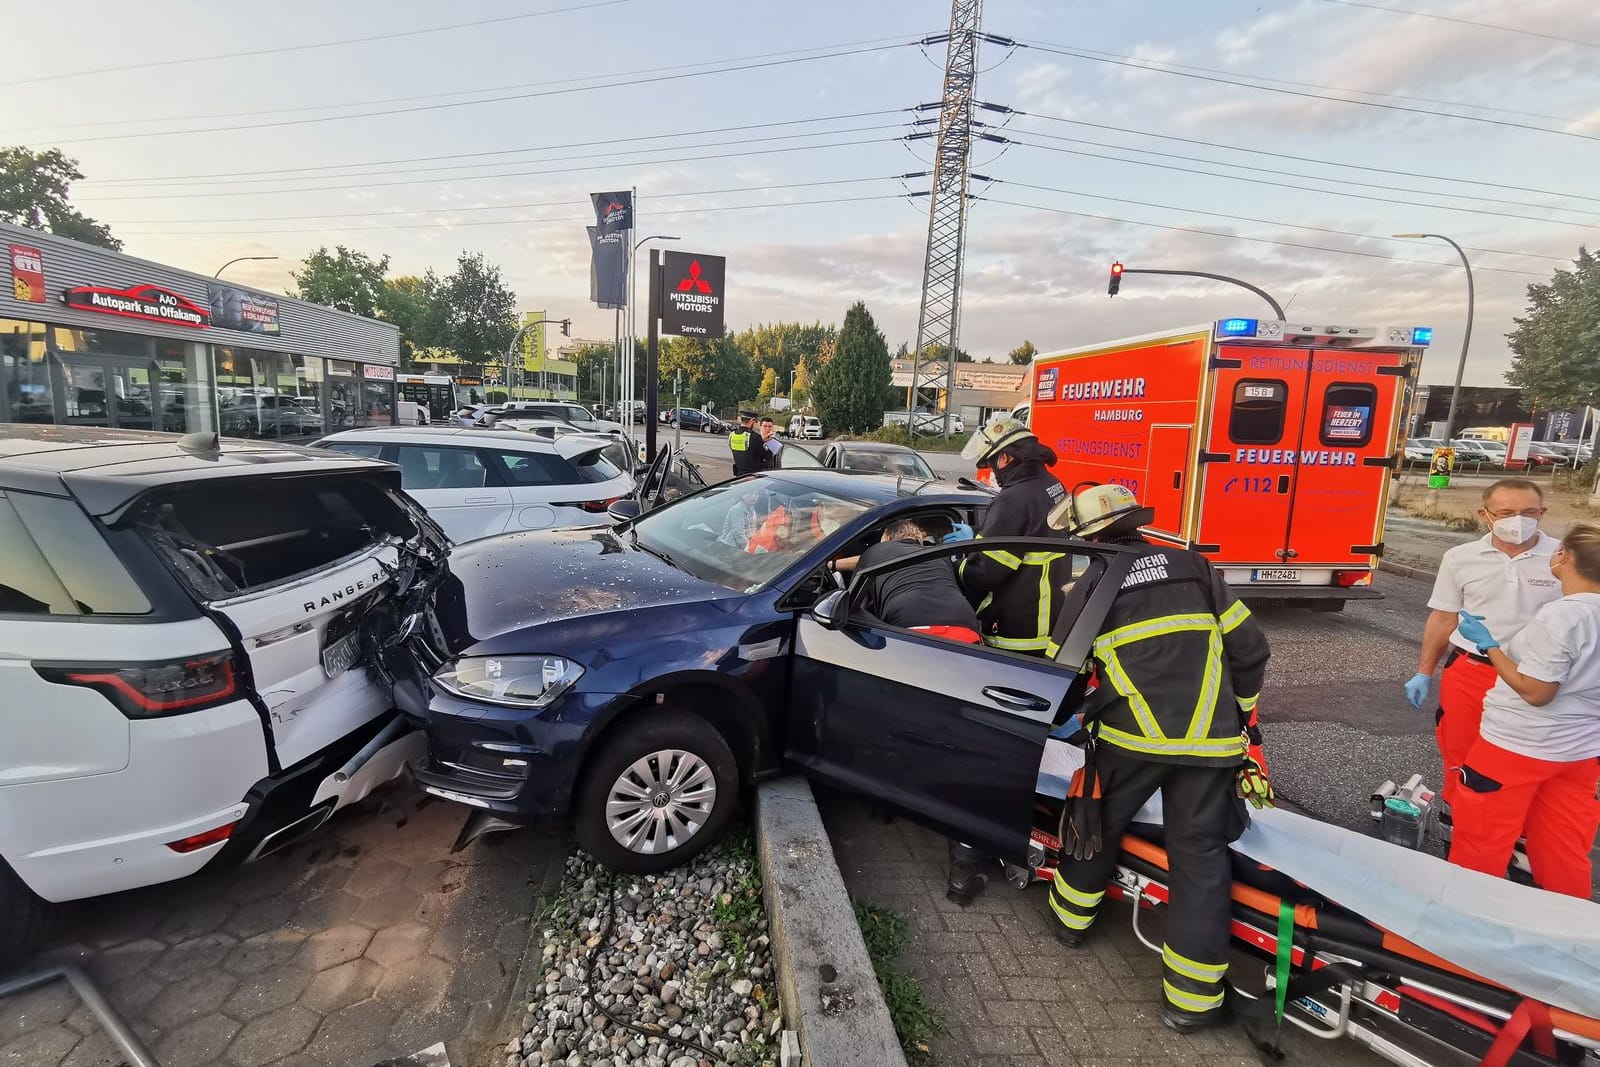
[590,191,633,235]
[588,225,627,309]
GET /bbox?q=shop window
[361,381,394,426]
[1,320,53,424]
[156,339,214,433]
[327,360,360,429]
[1319,383,1377,448]
[52,325,151,359]
[1228,380,1288,445]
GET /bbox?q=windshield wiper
[630,528,680,569]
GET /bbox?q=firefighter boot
[945,840,989,906]
[1162,1002,1230,1035]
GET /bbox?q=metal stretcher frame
[0,965,160,1067]
[1028,830,1600,1067]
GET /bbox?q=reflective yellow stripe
[984,548,1023,569]
[1022,551,1064,565]
[1219,600,1252,634]
[1051,874,1104,908]
[1185,629,1223,741]
[1163,981,1226,1011]
[985,634,1051,652]
[1237,693,1259,712]
[1098,724,1245,759]
[1163,945,1228,983]
[1096,646,1166,740]
[1096,613,1218,651]
[1036,560,1052,648]
[1049,894,1096,930]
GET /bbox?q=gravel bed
[506,832,781,1067]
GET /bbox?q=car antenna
[177,431,221,455]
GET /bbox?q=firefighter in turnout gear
[957,415,1071,654]
[729,411,769,477]
[1045,484,1272,1034]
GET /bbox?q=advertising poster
[9,244,45,303]
[207,282,280,335]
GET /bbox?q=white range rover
[0,426,448,964]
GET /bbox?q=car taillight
[35,652,238,719]
[566,497,622,514]
[165,820,239,853]
[1335,570,1374,587]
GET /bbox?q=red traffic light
[1110,261,1124,275]
[1108,261,1124,297]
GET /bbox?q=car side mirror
[811,589,848,630]
[607,499,642,522]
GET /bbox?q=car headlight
[432,655,583,709]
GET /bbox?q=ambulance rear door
[1282,346,1408,570]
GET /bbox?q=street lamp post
[628,235,680,427]
[1394,233,1474,443]
[213,256,279,278]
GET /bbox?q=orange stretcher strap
[1480,999,1556,1067]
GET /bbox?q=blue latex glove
[943,522,974,543]
[1456,611,1500,654]
[1403,672,1431,709]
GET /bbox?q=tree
[917,342,973,364]
[757,366,779,399]
[658,336,758,412]
[1506,248,1600,410]
[813,302,894,433]
[1,147,120,250]
[379,273,446,370]
[292,246,390,317]
[570,342,617,403]
[791,355,813,409]
[440,251,517,363]
[1008,339,1038,365]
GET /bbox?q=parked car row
[1401,437,1587,469]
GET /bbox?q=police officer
[1045,484,1271,1034]
[729,410,769,476]
[957,415,1070,654]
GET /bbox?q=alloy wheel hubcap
[604,748,717,855]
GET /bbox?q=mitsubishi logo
[677,259,714,294]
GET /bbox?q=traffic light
[1108,261,1124,297]
[560,318,571,337]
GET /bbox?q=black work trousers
[1049,745,1245,1017]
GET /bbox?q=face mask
[1491,515,1540,544]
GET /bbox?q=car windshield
[629,478,869,592]
[844,449,934,480]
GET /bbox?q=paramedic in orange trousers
[1448,522,1600,897]
[1404,480,1561,811]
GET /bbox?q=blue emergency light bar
[1218,318,1258,337]
[1411,326,1434,345]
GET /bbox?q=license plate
[1250,568,1302,583]
[321,631,362,678]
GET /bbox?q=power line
[7,36,919,138]
[1003,108,1600,206]
[81,136,900,202]
[102,175,906,226]
[0,0,636,89]
[1006,124,1598,219]
[84,110,910,186]
[117,192,911,237]
[35,41,919,147]
[78,122,911,194]
[1018,39,1600,142]
[998,179,1568,262]
[976,196,1549,278]
[1008,138,1598,231]
[1313,0,1600,50]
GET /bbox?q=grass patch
[855,901,945,1065]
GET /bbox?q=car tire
[0,857,59,968]
[573,710,738,874]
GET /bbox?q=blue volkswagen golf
[393,468,1131,873]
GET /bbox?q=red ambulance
[1019,318,1431,609]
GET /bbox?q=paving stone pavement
[2,786,563,1067]
[819,791,1389,1067]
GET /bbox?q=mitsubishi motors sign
[660,251,725,338]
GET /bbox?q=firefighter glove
[1065,755,1104,861]
[1237,749,1275,809]
[1455,611,1499,654]
[1403,672,1431,709]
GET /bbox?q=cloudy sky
[7,0,1596,384]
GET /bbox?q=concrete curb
[1379,559,1439,583]
[756,775,908,1067]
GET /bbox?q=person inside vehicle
[719,485,763,550]
[1045,484,1272,1035]
[832,517,980,643]
[729,411,770,476]
[1447,521,1600,898]
[957,414,1070,655]
[747,499,854,555]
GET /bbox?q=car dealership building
[2,222,400,443]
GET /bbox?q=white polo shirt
[1428,533,1562,654]
[1480,593,1600,762]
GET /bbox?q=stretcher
[1032,741,1600,1067]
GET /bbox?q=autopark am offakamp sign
[63,283,210,328]
[660,251,725,338]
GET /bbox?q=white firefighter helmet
[1049,483,1155,538]
[960,414,1034,468]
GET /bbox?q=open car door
[787,537,1135,862]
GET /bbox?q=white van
[787,414,823,440]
